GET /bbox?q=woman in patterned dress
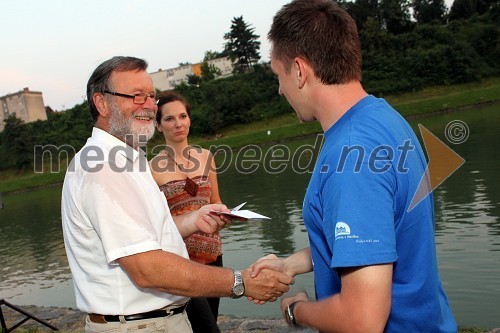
[149,91,224,333]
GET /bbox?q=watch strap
[286,300,304,327]
[231,269,245,298]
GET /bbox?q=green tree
[200,50,223,82]
[379,0,413,34]
[203,50,222,61]
[223,16,261,74]
[413,0,447,23]
[2,115,33,170]
[200,62,222,82]
[187,74,201,86]
[449,0,477,19]
[339,0,381,31]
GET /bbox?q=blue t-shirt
[303,95,457,332]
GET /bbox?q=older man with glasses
[61,56,293,333]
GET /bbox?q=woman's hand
[172,203,231,238]
[197,204,231,233]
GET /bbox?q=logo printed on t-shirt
[335,222,351,238]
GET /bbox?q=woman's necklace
[165,148,199,197]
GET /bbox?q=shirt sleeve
[322,155,398,269]
[81,162,161,264]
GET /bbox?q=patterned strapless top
[159,175,222,264]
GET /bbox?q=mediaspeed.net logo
[409,121,467,212]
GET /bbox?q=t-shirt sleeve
[322,155,398,269]
[81,162,161,264]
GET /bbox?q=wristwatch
[285,301,303,327]
[231,269,245,298]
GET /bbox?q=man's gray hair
[86,56,148,122]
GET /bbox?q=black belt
[88,303,188,323]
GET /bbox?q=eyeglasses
[103,90,158,105]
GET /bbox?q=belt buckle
[164,302,187,318]
[165,305,180,318]
[165,308,175,318]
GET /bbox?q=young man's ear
[293,57,309,89]
[93,92,109,118]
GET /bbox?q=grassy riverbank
[0,77,499,194]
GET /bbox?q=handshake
[195,204,305,304]
[233,253,310,328]
[236,253,305,305]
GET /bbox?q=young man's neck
[314,81,368,132]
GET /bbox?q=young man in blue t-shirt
[250,0,457,332]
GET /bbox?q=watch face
[233,284,245,296]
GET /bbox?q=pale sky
[0,0,290,110]
[0,0,454,111]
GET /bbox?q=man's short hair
[268,0,362,85]
[86,56,149,122]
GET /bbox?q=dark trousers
[186,255,223,333]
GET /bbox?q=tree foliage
[175,64,289,134]
[200,62,222,82]
[223,16,261,74]
[2,115,33,170]
[413,0,447,24]
[200,50,223,82]
[1,102,92,170]
[379,0,413,34]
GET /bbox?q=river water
[0,103,499,328]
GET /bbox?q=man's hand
[246,254,290,304]
[242,268,294,303]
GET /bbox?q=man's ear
[293,57,309,89]
[93,92,109,118]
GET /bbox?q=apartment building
[206,56,233,78]
[150,64,193,91]
[0,87,47,132]
[150,56,233,91]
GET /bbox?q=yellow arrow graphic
[408,124,465,212]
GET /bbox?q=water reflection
[0,186,72,305]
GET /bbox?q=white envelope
[210,202,271,221]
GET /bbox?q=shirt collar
[91,127,145,162]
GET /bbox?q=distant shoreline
[1,100,498,196]
[1,77,499,194]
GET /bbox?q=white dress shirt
[61,127,189,315]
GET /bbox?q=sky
[0,0,455,111]
[0,0,290,110]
